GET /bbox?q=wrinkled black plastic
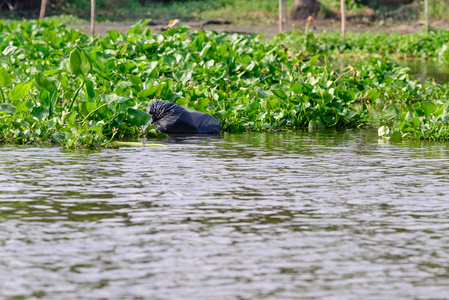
[146,101,221,134]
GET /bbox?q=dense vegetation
[273,29,449,63]
[1,18,449,148]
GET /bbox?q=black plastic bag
[146,101,221,134]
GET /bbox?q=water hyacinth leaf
[161,55,176,68]
[84,79,95,99]
[0,67,11,87]
[272,90,287,100]
[308,54,321,67]
[2,46,17,56]
[31,106,46,120]
[173,70,192,84]
[100,94,133,105]
[408,117,420,128]
[0,103,16,114]
[129,74,142,87]
[126,108,152,127]
[257,90,268,99]
[107,30,120,41]
[200,43,212,58]
[79,101,97,117]
[69,48,92,76]
[35,72,57,92]
[367,89,381,101]
[39,89,51,106]
[421,101,437,117]
[144,61,159,78]
[10,82,34,101]
[433,103,449,117]
[319,89,333,105]
[323,114,337,125]
[198,97,210,110]
[289,82,303,94]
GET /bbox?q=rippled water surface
[2,130,449,299]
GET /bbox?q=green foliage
[275,29,449,141]
[377,79,449,141]
[1,18,449,148]
[0,18,371,148]
[273,29,449,64]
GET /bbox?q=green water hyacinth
[4,19,449,147]
[0,18,373,148]
[378,100,449,141]
[272,29,449,63]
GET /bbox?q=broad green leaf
[84,79,95,99]
[308,54,321,67]
[289,82,303,94]
[0,67,11,87]
[107,30,120,41]
[3,46,17,56]
[421,101,437,117]
[10,82,34,101]
[79,101,97,117]
[144,61,159,78]
[0,103,16,114]
[257,90,268,99]
[69,48,92,76]
[272,90,287,100]
[126,108,152,127]
[35,72,57,92]
[433,103,448,117]
[100,94,132,104]
[51,133,66,144]
[129,74,142,86]
[31,106,46,120]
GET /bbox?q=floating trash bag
[146,101,221,134]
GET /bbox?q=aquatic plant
[1,19,449,148]
[273,29,449,63]
[378,84,449,142]
[0,19,372,148]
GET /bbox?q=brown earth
[69,19,449,37]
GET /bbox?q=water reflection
[1,131,449,299]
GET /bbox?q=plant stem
[67,77,85,111]
[0,87,5,103]
[80,102,108,124]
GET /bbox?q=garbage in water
[146,101,221,134]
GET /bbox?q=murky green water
[399,60,449,83]
[2,130,449,299]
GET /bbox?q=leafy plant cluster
[0,18,375,148]
[271,29,449,142]
[1,19,449,148]
[273,29,449,63]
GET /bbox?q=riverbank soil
[69,18,449,37]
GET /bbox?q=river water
[400,60,449,84]
[2,129,449,299]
